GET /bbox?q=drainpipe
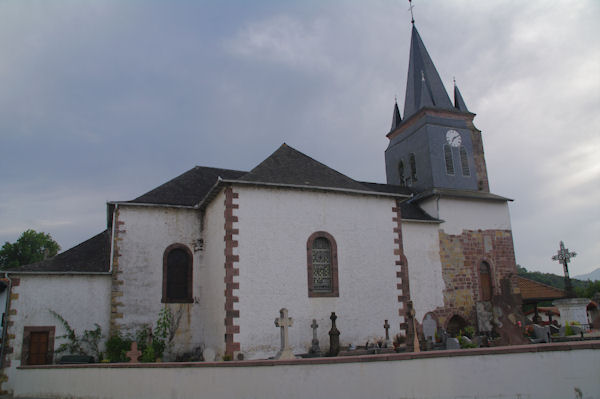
[0,274,13,369]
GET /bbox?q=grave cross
[552,241,577,298]
[126,342,141,363]
[383,319,391,347]
[309,319,321,356]
[274,308,295,360]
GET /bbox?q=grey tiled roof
[237,144,369,192]
[8,230,110,273]
[131,166,246,207]
[403,25,454,120]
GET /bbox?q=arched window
[459,146,470,176]
[479,261,492,301]
[444,145,455,175]
[162,244,193,303]
[409,153,417,182]
[307,232,339,297]
[398,161,406,187]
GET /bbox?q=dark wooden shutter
[29,331,49,365]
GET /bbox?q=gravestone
[422,314,437,342]
[328,312,340,356]
[446,337,460,350]
[126,342,141,363]
[274,308,296,360]
[203,347,216,362]
[308,319,321,357]
[531,325,550,343]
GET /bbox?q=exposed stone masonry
[110,208,125,335]
[430,229,517,330]
[393,200,409,334]
[223,186,240,357]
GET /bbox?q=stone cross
[552,241,577,298]
[383,319,391,347]
[126,341,141,363]
[405,301,420,353]
[274,308,296,360]
[328,312,340,356]
[309,319,321,356]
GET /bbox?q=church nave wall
[232,186,401,360]
[111,205,209,357]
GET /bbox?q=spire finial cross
[408,0,415,25]
[552,241,577,298]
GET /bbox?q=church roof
[403,25,454,120]
[4,230,111,273]
[453,84,469,113]
[411,188,512,203]
[237,144,369,192]
[130,166,246,207]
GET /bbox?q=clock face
[446,130,462,147]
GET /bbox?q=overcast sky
[1,0,598,276]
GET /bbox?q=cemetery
[8,306,600,399]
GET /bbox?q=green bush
[105,334,132,363]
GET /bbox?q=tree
[0,230,60,268]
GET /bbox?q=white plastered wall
[200,191,226,356]
[438,198,512,235]
[233,186,400,359]
[402,221,445,322]
[116,206,207,356]
[4,274,111,391]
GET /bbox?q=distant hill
[516,265,588,291]
[573,268,600,282]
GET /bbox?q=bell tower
[385,25,489,193]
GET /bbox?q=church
[0,23,525,384]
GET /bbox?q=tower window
[409,153,417,182]
[398,161,406,187]
[444,145,455,175]
[459,146,470,176]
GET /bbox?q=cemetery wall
[11,342,600,399]
[3,274,111,388]
[113,205,207,355]
[233,186,401,359]
[402,221,445,321]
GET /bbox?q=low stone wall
[12,342,600,399]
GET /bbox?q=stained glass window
[307,232,338,297]
[312,237,332,292]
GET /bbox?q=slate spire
[453,83,469,113]
[403,25,453,120]
[390,100,402,132]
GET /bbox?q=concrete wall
[234,186,400,359]
[4,274,111,388]
[11,343,600,399]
